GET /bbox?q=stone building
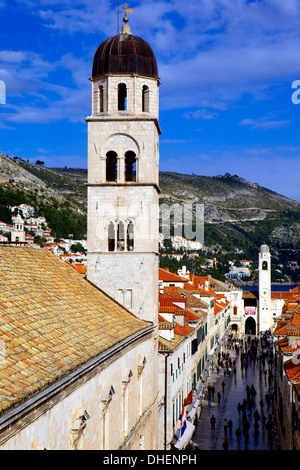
[0,247,157,450]
[272,292,300,450]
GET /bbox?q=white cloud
[183,109,219,120]
[239,117,291,130]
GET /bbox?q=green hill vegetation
[1,153,300,282]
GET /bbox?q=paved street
[192,335,280,450]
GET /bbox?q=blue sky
[0,0,300,200]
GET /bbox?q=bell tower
[258,244,272,332]
[86,13,161,324]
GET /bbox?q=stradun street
[191,333,278,450]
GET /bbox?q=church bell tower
[258,244,272,332]
[86,11,161,324]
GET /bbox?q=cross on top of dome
[121,3,133,34]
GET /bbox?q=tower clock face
[261,288,269,298]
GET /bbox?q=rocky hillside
[159,172,300,252]
[1,153,300,253]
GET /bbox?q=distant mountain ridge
[1,153,300,252]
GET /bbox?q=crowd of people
[207,332,278,450]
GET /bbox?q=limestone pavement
[191,335,279,451]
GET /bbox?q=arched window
[106,151,118,182]
[125,151,136,182]
[118,83,127,110]
[262,261,268,270]
[117,221,125,251]
[142,85,150,112]
[108,222,115,252]
[99,85,104,113]
[127,221,134,251]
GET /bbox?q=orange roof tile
[159,268,187,282]
[284,358,300,381]
[174,322,194,336]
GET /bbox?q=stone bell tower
[258,244,272,332]
[86,12,161,324]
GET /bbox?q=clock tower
[258,244,272,333]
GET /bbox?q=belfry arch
[125,151,136,182]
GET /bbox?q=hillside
[1,153,300,257]
[159,172,300,252]
[0,154,87,239]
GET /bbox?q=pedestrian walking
[222,380,225,393]
[222,438,229,450]
[250,384,257,400]
[235,427,241,443]
[224,418,228,434]
[217,391,221,404]
[259,399,264,410]
[210,414,216,430]
[243,420,250,439]
[253,409,260,422]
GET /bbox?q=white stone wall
[86,71,160,325]
[258,247,272,332]
[1,335,158,450]
[91,75,159,117]
[87,185,159,253]
[87,184,159,323]
[157,326,208,450]
[87,119,160,186]
[87,251,158,324]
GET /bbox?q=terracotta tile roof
[159,306,186,315]
[174,322,194,337]
[159,295,187,308]
[186,309,200,322]
[74,265,87,275]
[284,358,300,382]
[159,268,187,282]
[183,282,215,296]
[158,314,176,330]
[0,246,151,414]
[214,301,229,315]
[271,291,299,300]
[158,334,185,352]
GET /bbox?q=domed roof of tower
[260,244,269,253]
[92,14,158,79]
